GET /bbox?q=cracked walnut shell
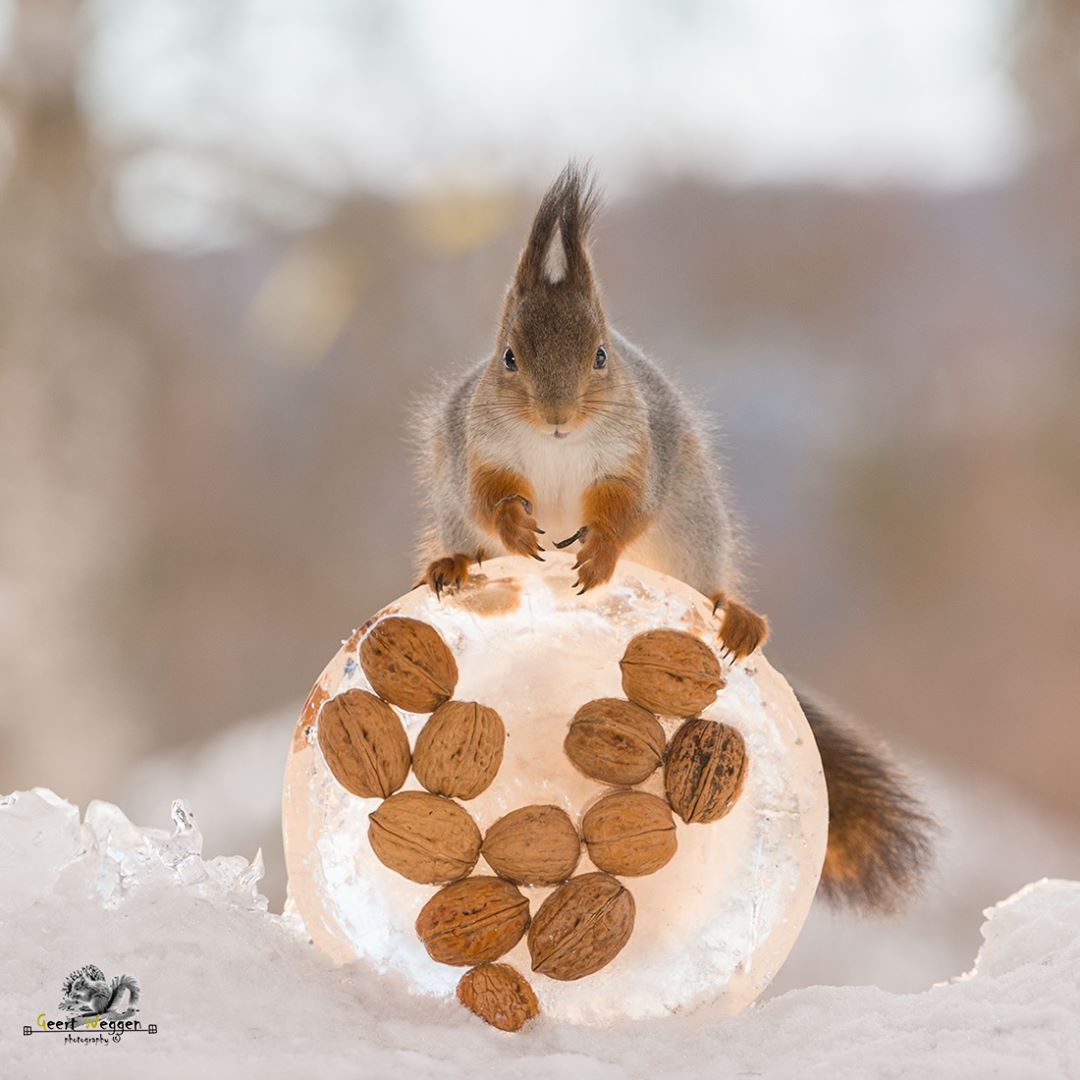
[527,872,635,981]
[482,804,581,886]
[416,876,531,966]
[581,790,677,876]
[360,616,458,713]
[368,790,481,884]
[317,689,410,799]
[664,718,748,824]
[413,700,505,800]
[564,698,666,785]
[619,629,724,716]
[456,964,539,1032]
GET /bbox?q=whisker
[581,400,645,411]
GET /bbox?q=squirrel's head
[493,164,615,438]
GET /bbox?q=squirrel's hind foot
[711,592,769,662]
[420,553,479,599]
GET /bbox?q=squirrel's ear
[557,163,601,292]
[514,162,601,294]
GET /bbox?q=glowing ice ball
[283,553,827,1025]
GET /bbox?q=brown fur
[422,553,478,598]
[570,452,650,592]
[797,690,937,914]
[710,592,770,661]
[512,164,601,293]
[468,461,544,559]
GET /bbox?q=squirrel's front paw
[494,494,545,560]
[711,593,769,662]
[421,553,475,599]
[560,526,619,594]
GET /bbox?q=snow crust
[3,787,1078,1080]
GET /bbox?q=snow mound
[3,789,1078,1079]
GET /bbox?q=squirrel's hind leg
[419,551,486,599]
[710,592,769,662]
[416,501,492,598]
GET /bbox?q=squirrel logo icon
[58,964,140,1020]
[415,162,936,915]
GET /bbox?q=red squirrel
[415,165,934,913]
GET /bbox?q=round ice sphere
[282,554,827,1025]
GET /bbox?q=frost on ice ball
[283,553,828,1028]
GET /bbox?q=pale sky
[2,0,1027,247]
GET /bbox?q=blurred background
[2,0,1078,992]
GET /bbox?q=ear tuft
[542,222,567,284]
[514,161,602,293]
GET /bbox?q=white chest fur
[509,426,602,540]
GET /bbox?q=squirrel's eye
[594,346,608,369]
[502,347,517,371]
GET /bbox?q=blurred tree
[1010,0,1080,153]
[0,0,157,797]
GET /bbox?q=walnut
[482,804,580,886]
[664,718,748,824]
[456,964,539,1032]
[581,791,677,876]
[413,700,505,800]
[316,689,411,799]
[367,790,481,884]
[359,616,458,713]
[619,629,724,716]
[564,698,665,785]
[416,876,530,966]
[527,872,635,981]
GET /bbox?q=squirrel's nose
[542,409,572,427]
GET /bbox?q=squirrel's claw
[710,592,769,662]
[423,553,474,599]
[555,526,588,550]
[568,527,619,594]
[494,494,546,560]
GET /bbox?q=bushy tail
[104,974,141,1016]
[796,688,937,915]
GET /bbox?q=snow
[2,786,1078,1079]
[117,700,1080,997]
[284,554,828,1023]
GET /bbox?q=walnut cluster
[315,617,748,1033]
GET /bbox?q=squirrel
[59,964,140,1018]
[414,164,935,914]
